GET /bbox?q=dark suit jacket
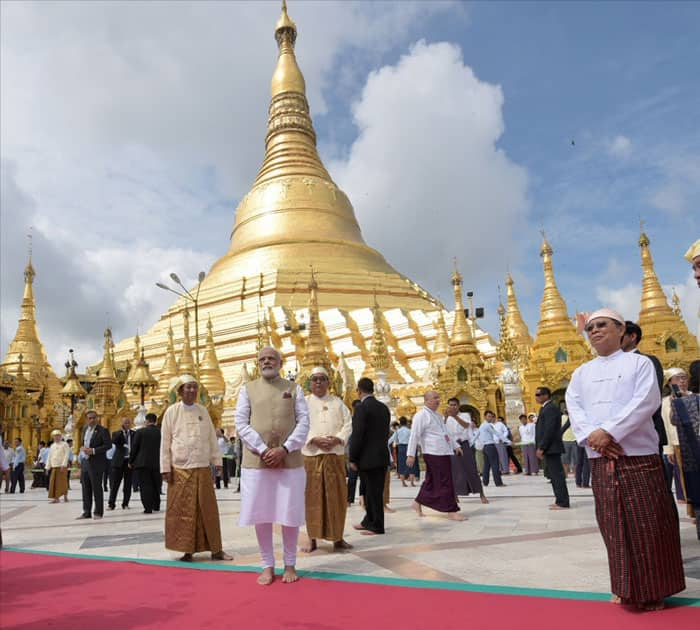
[636,350,667,447]
[349,395,390,470]
[690,359,700,395]
[111,428,135,468]
[81,424,112,472]
[535,401,564,455]
[129,425,161,471]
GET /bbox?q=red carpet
[0,550,697,629]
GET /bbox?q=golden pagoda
[177,308,196,376]
[82,328,126,434]
[523,235,590,410]
[156,323,178,400]
[637,230,698,369]
[435,264,496,420]
[297,269,334,389]
[505,273,533,362]
[109,2,499,431]
[199,316,225,397]
[0,255,62,449]
[362,298,402,382]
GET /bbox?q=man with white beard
[235,347,310,585]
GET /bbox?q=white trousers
[254,523,299,568]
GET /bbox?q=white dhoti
[238,467,306,527]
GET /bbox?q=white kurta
[565,349,661,459]
[46,442,70,469]
[234,383,310,527]
[302,393,352,457]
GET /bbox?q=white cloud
[0,1,462,370]
[648,153,700,216]
[330,40,529,295]
[607,134,632,158]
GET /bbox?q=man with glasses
[535,388,569,510]
[235,346,309,585]
[566,308,684,611]
[300,366,353,553]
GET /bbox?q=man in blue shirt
[10,437,26,493]
[470,411,505,488]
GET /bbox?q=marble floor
[2,472,699,601]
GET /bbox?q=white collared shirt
[407,407,458,457]
[565,349,660,458]
[445,413,474,443]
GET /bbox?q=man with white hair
[160,374,232,562]
[566,308,685,611]
[235,346,310,585]
[301,366,353,553]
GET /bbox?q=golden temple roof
[496,302,519,364]
[431,310,449,362]
[363,298,401,381]
[536,235,572,333]
[448,262,478,357]
[299,269,332,375]
[1,255,60,392]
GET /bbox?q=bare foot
[352,523,367,531]
[412,501,425,517]
[610,595,622,605]
[360,530,379,536]
[359,496,365,507]
[179,553,194,562]
[401,480,408,487]
[50,499,59,503]
[210,551,234,561]
[282,566,299,583]
[384,505,396,513]
[549,505,569,510]
[300,538,317,553]
[480,495,489,504]
[257,567,274,586]
[448,512,466,521]
[333,539,354,551]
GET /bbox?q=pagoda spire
[1,253,57,387]
[157,323,178,398]
[97,327,117,381]
[254,0,330,186]
[638,230,676,321]
[363,296,401,381]
[299,268,331,374]
[637,229,698,364]
[126,332,141,381]
[177,308,196,376]
[431,309,449,362]
[505,273,533,352]
[536,234,573,332]
[199,316,225,397]
[448,260,477,356]
[496,302,519,364]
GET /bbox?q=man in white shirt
[300,366,352,553]
[518,414,538,475]
[445,398,488,504]
[469,411,505,487]
[406,391,465,520]
[215,428,230,489]
[235,346,309,585]
[160,374,233,563]
[566,308,684,611]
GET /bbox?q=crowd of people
[1,239,698,611]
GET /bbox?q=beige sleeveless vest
[241,376,303,469]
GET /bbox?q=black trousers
[545,453,569,507]
[108,465,132,508]
[575,446,590,486]
[10,463,25,493]
[137,467,160,512]
[347,465,359,503]
[81,465,105,516]
[359,466,386,534]
[216,461,230,488]
[481,444,503,486]
[506,445,523,473]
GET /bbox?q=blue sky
[1,1,698,369]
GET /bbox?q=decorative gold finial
[271,0,304,96]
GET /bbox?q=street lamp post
[60,349,87,437]
[156,271,206,374]
[126,349,158,406]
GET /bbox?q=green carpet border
[3,546,699,608]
